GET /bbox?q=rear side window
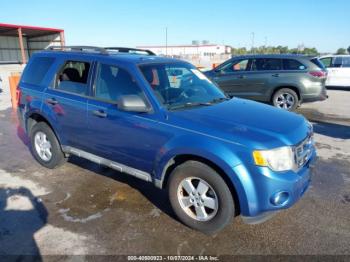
[22,57,55,85]
[332,57,343,68]
[342,57,350,67]
[55,60,91,95]
[283,59,306,70]
[252,58,282,71]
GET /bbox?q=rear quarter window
[22,57,55,85]
[252,58,282,71]
[332,57,343,68]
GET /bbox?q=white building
[137,44,232,69]
[137,44,231,58]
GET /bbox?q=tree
[231,47,247,55]
[302,47,318,56]
[336,48,347,55]
[230,45,319,55]
[347,46,350,54]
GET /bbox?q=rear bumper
[326,85,350,90]
[302,87,328,103]
[17,107,26,131]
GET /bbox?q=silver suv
[205,54,328,111]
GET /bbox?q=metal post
[165,27,168,56]
[60,31,65,46]
[18,27,26,64]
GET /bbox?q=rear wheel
[272,88,299,111]
[168,161,235,234]
[30,122,67,169]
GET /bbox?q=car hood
[168,98,310,149]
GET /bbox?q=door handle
[46,98,58,105]
[92,110,107,118]
[237,75,246,79]
[272,73,280,77]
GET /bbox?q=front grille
[294,134,314,168]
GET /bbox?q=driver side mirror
[117,95,150,113]
[214,68,224,75]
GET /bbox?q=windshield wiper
[166,97,231,110]
[207,97,231,104]
[166,102,212,111]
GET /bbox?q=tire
[168,161,235,234]
[30,122,67,169]
[272,88,299,111]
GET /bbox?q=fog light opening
[270,191,289,206]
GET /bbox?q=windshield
[139,63,228,110]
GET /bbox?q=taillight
[16,86,22,106]
[309,71,326,78]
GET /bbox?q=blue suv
[17,46,316,234]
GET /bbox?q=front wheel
[168,161,235,234]
[272,88,299,111]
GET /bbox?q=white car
[319,55,350,88]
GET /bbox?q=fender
[269,85,301,100]
[25,104,66,146]
[23,100,42,133]
[153,134,256,215]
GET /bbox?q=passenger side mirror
[214,67,226,75]
[214,67,222,73]
[117,95,150,113]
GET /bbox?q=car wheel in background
[168,161,235,234]
[30,122,67,169]
[272,88,299,111]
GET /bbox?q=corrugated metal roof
[0,23,63,37]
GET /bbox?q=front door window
[220,59,249,73]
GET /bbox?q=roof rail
[105,47,156,56]
[46,46,156,56]
[46,46,108,54]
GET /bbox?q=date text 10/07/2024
[127,255,219,261]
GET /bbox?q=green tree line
[231,46,350,56]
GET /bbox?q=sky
[1,0,349,53]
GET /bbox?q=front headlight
[253,146,295,172]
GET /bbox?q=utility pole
[264,36,267,54]
[251,32,255,54]
[165,27,168,56]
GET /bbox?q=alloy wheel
[177,177,219,221]
[275,93,295,110]
[34,131,52,162]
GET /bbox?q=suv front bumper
[234,151,316,223]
